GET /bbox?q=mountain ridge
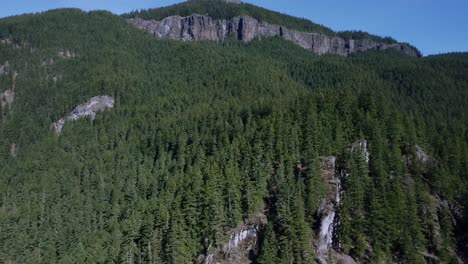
[0,3,466,264]
[127,14,420,57]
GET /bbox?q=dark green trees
[0,5,466,264]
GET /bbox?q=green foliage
[338,30,397,44]
[123,0,400,44]
[123,0,334,36]
[0,5,467,264]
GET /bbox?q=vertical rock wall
[128,15,421,57]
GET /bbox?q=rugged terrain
[0,1,467,263]
[128,15,420,57]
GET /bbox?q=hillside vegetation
[124,0,398,44]
[0,5,467,264]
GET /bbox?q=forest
[0,3,467,264]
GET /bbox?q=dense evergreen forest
[0,3,467,264]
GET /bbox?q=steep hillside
[0,3,467,264]
[124,0,421,57]
[124,0,398,44]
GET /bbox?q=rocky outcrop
[42,50,77,66]
[415,145,433,165]
[0,38,12,46]
[1,65,18,121]
[128,15,421,57]
[52,96,114,134]
[10,143,17,158]
[318,156,339,255]
[0,89,15,123]
[0,90,15,111]
[351,140,369,163]
[316,141,370,263]
[0,61,8,75]
[196,212,267,264]
[57,50,76,59]
[317,156,356,264]
[0,38,25,49]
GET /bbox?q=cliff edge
[128,14,421,57]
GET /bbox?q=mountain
[124,0,421,57]
[0,1,467,264]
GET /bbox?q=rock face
[10,143,17,158]
[42,50,77,66]
[415,145,433,165]
[0,61,8,75]
[52,96,114,134]
[351,140,369,163]
[1,64,18,121]
[128,15,421,57]
[0,90,15,108]
[197,212,267,264]
[1,89,15,123]
[317,156,339,256]
[317,156,357,264]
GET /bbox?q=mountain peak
[187,0,242,4]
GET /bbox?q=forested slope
[0,5,467,264]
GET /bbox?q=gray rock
[52,96,114,134]
[196,212,267,264]
[351,139,369,163]
[0,61,8,75]
[415,145,432,164]
[128,14,420,57]
[10,143,16,158]
[0,89,15,110]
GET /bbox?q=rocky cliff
[196,212,267,264]
[128,14,421,57]
[52,96,114,134]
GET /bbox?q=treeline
[0,8,467,264]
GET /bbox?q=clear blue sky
[1,0,467,55]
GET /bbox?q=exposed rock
[317,156,342,262]
[316,144,373,263]
[434,194,463,224]
[0,61,8,75]
[351,139,369,163]
[430,195,444,251]
[404,144,434,172]
[0,90,15,110]
[0,38,12,46]
[416,145,433,165]
[12,71,18,90]
[42,58,55,66]
[10,143,17,158]
[42,50,77,66]
[52,96,114,134]
[58,50,76,59]
[197,212,267,264]
[0,38,26,49]
[318,250,357,264]
[128,15,421,57]
[316,156,358,264]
